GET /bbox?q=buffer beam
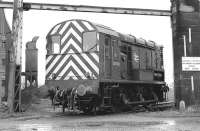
[0,1,171,16]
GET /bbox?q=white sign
[182,57,200,71]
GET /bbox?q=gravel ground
[0,99,200,131]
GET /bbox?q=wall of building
[0,8,12,102]
[171,0,200,107]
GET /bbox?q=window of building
[83,31,98,52]
[51,35,61,54]
[2,58,5,65]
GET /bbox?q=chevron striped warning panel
[46,20,99,81]
[46,52,99,80]
[48,19,96,54]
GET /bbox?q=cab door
[104,36,112,79]
[111,39,120,79]
[120,52,127,79]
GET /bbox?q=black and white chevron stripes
[46,20,99,80]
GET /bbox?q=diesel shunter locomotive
[45,19,166,113]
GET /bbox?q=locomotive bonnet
[45,19,165,113]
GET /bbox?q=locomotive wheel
[82,105,93,114]
[62,105,65,113]
[62,100,68,113]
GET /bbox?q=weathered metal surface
[171,0,200,107]
[0,1,171,16]
[13,1,23,65]
[0,6,12,103]
[7,0,23,113]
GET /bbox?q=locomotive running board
[126,100,157,105]
[100,79,165,85]
[154,101,175,108]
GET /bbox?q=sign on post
[182,57,200,71]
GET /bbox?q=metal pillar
[7,0,23,113]
[0,1,171,16]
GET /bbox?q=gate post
[7,0,23,113]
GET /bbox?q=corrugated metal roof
[90,21,159,49]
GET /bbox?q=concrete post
[7,0,23,113]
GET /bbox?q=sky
[4,0,173,86]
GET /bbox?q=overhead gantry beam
[0,1,171,16]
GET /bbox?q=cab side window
[51,35,61,54]
[105,37,110,57]
[83,31,97,52]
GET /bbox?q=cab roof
[47,19,162,49]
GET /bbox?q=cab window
[83,31,98,52]
[105,37,110,57]
[51,35,61,54]
[112,39,119,61]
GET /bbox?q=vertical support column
[25,36,39,88]
[171,0,200,107]
[7,0,23,113]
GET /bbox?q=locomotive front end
[45,20,100,112]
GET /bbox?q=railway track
[156,101,175,109]
[96,101,175,114]
[49,100,175,115]
[126,101,175,113]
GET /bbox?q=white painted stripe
[61,28,82,43]
[82,21,94,30]
[69,61,87,79]
[61,38,82,53]
[68,49,74,54]
[91,53,99,63]
[92,75,97,79]
[189,28,191,43]
[191,75,194,92]
[82,54,99,74]
[71,53,92,74]
[46,55,53,64]
[46,55,61,74]
[64,71,78,80]
[72,21,84,33]
[53,55,70,77]
[58,61,87,80]
[50,24,61,35]
[183,35,187,57]
[59,21,70,34]
[55,75,62,80]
